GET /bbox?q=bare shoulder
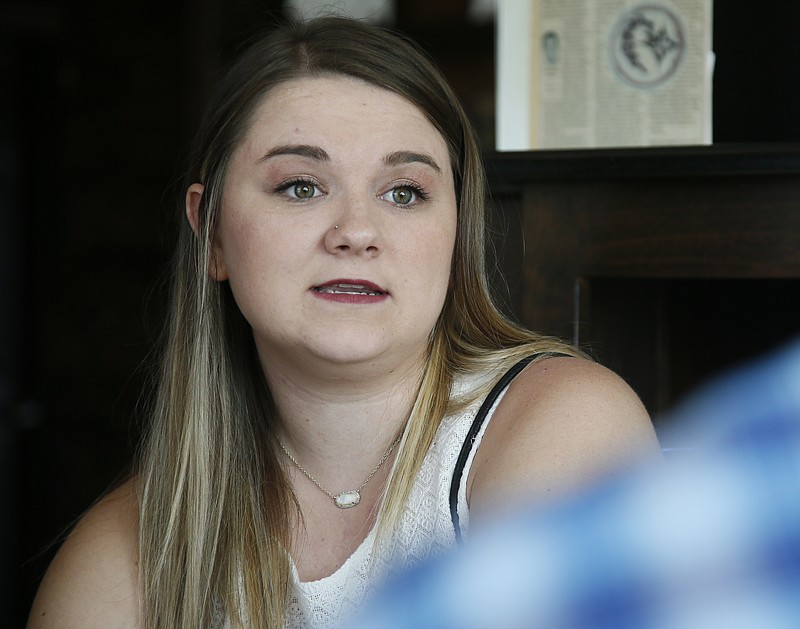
[28,478,140,629]
[468,356,661,522]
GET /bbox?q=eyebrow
[258,144,330,162]
[257,145,442,174]
[383,150,442,173]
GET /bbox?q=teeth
[316,283,383,296]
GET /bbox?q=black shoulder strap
[449,353,563,543]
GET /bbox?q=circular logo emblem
[609,4,685,89]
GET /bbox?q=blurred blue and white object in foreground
[344,339,800,629]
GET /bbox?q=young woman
[29,16,660,629]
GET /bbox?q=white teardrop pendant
[334,490,361,509]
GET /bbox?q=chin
[306,331,427,372]
[310,342,391,368]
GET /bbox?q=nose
[324,196,380,256]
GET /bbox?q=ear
[185,183,229,281]
[185,182,205,237]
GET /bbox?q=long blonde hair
[137,16,581,628]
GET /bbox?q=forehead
[239,75,452,165]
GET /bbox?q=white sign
[497,0,714,150]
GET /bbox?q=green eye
[294,182,317,199]
[391,186,415,205]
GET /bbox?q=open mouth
[313,282,386,296]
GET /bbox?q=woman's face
[198,76,458,378]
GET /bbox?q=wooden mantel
[484,144,800,419]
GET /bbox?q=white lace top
[284,368,511,629]
[216,365,516,629]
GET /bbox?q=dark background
[3,1,799,625]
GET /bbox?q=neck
[261,352,426,483]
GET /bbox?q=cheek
[218,220,265,275]
[216,213,281,300]
[409,225,456,334]
[217,214,320,321]
[435,208,458,270]
[410,217,457,290]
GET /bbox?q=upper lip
[312,279,388,294]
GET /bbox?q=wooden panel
[519,184,580,339]
[486,145,800,420]
[576,177,800,278]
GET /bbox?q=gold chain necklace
[278,435,402,509]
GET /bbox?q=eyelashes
[274,177,324,201]
[379,182,429,207]
[273,177,430,208]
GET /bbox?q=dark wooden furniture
[485,144,800,429]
